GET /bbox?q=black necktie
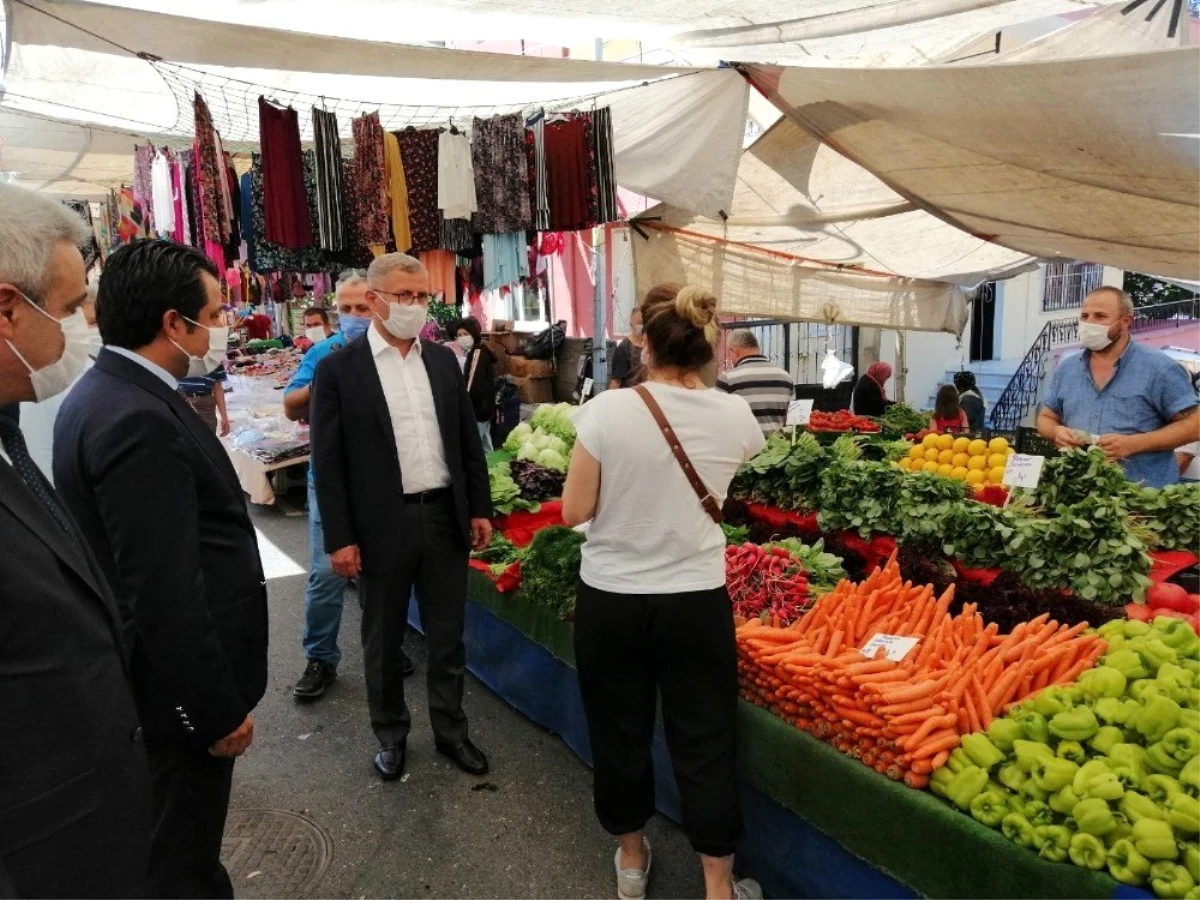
[0,415,79,540]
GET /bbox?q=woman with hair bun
[563,284,766,900]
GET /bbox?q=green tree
[1123,272,1197,309]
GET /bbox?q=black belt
[402,488,449,504]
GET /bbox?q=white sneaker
[733,877,763,900]
[614,839,652,900]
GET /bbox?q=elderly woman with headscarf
[852,361,893,417]
[954,370,986,433]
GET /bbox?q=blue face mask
[339,315,370,342]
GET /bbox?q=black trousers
[360,496,469,746]
[145,739,236,899]
[574,580,743,858]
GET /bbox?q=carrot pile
[737,552,1107,789]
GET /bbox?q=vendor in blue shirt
[283,272,416,701]
[1037,286,1199,488]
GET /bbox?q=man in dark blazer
[0,183,152,898]
[310,252,492,781]
[54,240,268,899]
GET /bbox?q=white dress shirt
[367,323,451,494]
[107,345,179,390]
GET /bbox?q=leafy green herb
[489,461,541,516]
[880,402,930,435]
[1125,481,1200,552]
[764,538,849,594]
[519,526,586,619]
[817,459,904,538]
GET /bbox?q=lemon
[1007,448,1016,457]
[988,466,1006,484]
[897,457,911,470]
[952,437,971,454]
[909,444,926,460]
[989,437,1010,453]
[937,463,955,477]
[922,433,940,448]
[968,439,988,457]
[967,456,988,471]
[951,466,969,480]
[925,448,941,462]
[938,449,956,465]
[936,434,955,451]
[988,453,1009,470]
[922,460,941,474]
[965,469,985,485]
[952,453,970,468]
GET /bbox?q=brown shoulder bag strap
[633,384,723,525]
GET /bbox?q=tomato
[1124,602,1154,622]
[1147,582,1199,613]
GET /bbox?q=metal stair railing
[989,316,1078,432]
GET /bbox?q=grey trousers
[359,495,469,747]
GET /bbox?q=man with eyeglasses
[310,253,492,781]
[286,271,416,701]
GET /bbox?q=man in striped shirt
[716,330,793,436]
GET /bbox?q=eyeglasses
[372,289,432,307]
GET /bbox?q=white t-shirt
[1179,440,1200,482]
[574,383,765,594]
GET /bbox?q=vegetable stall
[411,401,1200,899]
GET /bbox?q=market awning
[741,47,1200,281]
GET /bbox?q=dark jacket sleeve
[310,359,357,554]
[610,340,630,383]
[454,356,492,519]
[853,376,885,417]
[90,410,249,747]
[961,394,985,432]
[466,348,495,421]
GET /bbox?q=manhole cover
[221,808,332,898]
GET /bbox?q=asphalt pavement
[232,502,705,899]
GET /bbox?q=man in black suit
[54,240,268,899]
[310,252,492,780]
[0,183,152,897]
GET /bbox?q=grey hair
[1086,285,1134,317]
[729,329,760,352]
[335,273,367,299]
[0,183,90,302]
[367,253,425,287]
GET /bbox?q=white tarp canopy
[0,0,749,213]
[742,47,1200,281]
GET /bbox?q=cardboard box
[485,330,521,355]
[512,375,554,405]
[483,340,509,377]
[508,355,556,379]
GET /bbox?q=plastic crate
[1013,426,1059,457]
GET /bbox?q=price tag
[1003,453,1045,489]
[860,633,920,662]
[581,377,594,398]
[785,399,814,427]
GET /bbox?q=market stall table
[222,365,310,505]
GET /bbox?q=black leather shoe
[399,647,416,678]
[374,742,406,781]
[435,738,489,776]
[293,659,336,701]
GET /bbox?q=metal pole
[896,330,908,404]
[592,227,608,391]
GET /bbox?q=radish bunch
[727,542,814,626]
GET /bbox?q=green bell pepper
[987,717,1026,753]
[1050,708,1100,742]
[1016,709,1051,744]
[1156,619,1200,657]
[970,790,1011,828]
[1078,665,1128,699]
[1020,779,1050,804]
[1145,774,1186,805]
[1151,742,1188,777]
[1138,695,1184,744]
[1032,686,1076,718]
[947,766,990,811]
[1099,619,1127,640]
[1134,818,1180,860]
[1150,861,1197,899]
[1138,638,1180,676]
[1035,824,1072,862]
[1076,759,1127,802]
[1056,740,1087,765]
[1108,838,1152,885]
[1033,757,1080,793]
[946,747,974,774]
[1095,697,1124,725]
[1024,800,1055,827]
[998,762,1028,792]
[1158,662,1197,688]
[1106,648,1151,681]
[1182,756,1200,797]
[1166,730,1200,765]
[1050,785,1081,816]
[961,733,1006,771]
[929,766,956,799]
[1014,739,1055,773]
[1106,819,1135,849]
[1123,790,1167,824]
[1181,709,1200,734]
[1167,793,1200,835]
[1092,726,1126,756]
[1131,680,1164,703]
[1002,812,1038,849]
[1182,842,1199,880]
[1074,797,1119,836]
[1069,832,1109,870]
[1110,744,1151,790]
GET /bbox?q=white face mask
[457,335,475,351]
[379,302,427,341]
[86,326,103,356]
[305,326,328,345]
[6,292,92,401]
[169,316,229,377]
[1079,321,1115,352]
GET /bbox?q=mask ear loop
[5,337,38,375]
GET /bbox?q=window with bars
[719,318,858,386]
[1042,262,1104,312]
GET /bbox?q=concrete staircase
[925,359,1021,427]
